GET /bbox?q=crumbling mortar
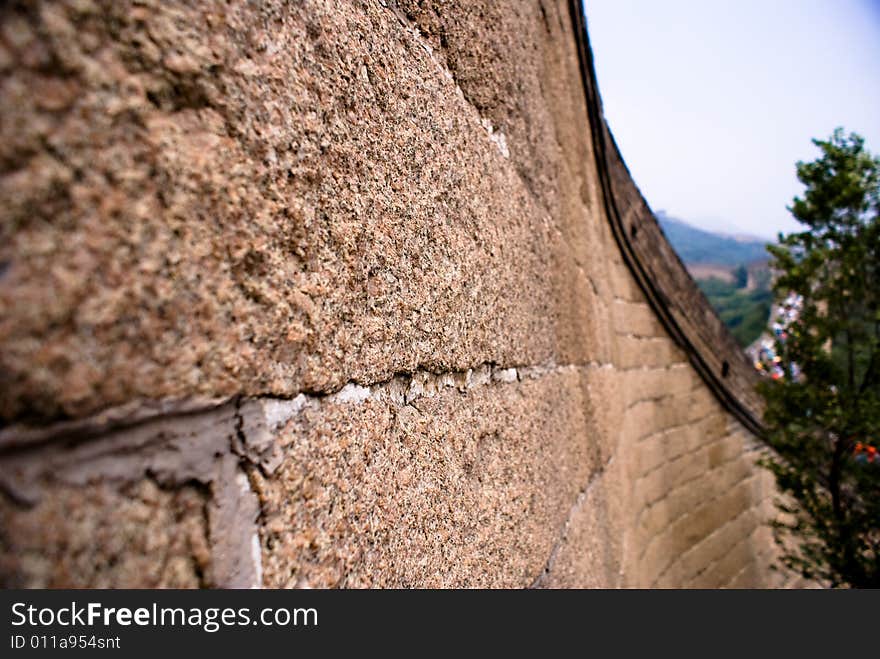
[0,359,600,587]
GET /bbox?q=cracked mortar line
[237,360,608,449]
[0,360,603,453]
[0,359,609,588]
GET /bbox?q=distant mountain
[656,211,770,267]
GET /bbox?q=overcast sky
[583,0,880,239]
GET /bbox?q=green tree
[759,128,880,587]
[733,264,748,289]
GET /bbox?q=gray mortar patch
[0,399,264,588]
[0,361,583,588]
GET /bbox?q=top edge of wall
[568,0,764,436]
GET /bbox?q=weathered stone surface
[0,399,263,588]
[0,0,604,423]
[538,460,628,588]
[0,0,805,589]
[253,366,601,588]
[0,479,209,588]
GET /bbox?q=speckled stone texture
[252,367,604,588]
[0,479,209,588]
[0,0,803,588]
[0,0,603,423]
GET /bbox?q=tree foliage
[759,128,880,587]
[733,264,749,289]
[697,275,771,347]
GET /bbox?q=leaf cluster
[759,129,880,587]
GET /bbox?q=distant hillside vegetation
[655,211,774,347]
[656,211,769,266]
[696,277,772,347]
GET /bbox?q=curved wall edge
[568,1,765,436]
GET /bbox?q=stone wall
[0,0,802,587]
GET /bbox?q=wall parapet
[567,1,765,437]
[0,0,785,588]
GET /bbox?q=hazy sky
[583,0,880,239]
